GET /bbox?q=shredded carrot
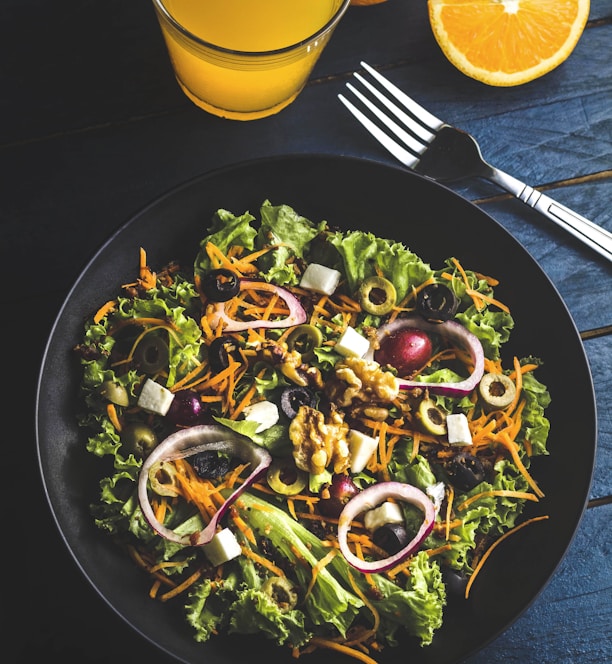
[230,511,257,545]
[159,568,203,601]
[496,431,544,498]
[345,571,380,645]
[149,579,162,598]
[425,543,453,557]
[106,402,122,432]
[456,489,539,512]
[465,515,549,599]
[304,637,379,664]
[304,549,338,601]
[241,546,286,577]
[93,299,117,324]
[149,560,184,574]
[465,288,510,313]
[445,485,455,541]
[154,498,168,525]
[230,366,268,420]
[505,356,524,414]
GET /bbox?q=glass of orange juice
[151,0,352,121]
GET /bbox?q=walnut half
[289,405,350,476]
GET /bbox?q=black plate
[36,154,595,664]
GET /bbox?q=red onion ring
[138,424,271,546]
[337,481,436,573]
[207,280,307,332]
[365,315,485,397]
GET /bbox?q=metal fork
[339,61,612,263]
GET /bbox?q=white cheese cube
[137,378,175,416]
[446,413,473,445]
[201,528,242,566]
[363,501,404,532]
[426,482,446,511]
[299,263,341,295]
[348,429,379,473]
[336,326,370,358]
[242,400,279,433]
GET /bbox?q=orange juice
[153,0,351,120]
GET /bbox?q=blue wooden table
[4,1,610,662]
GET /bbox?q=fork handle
[486,167,612,263]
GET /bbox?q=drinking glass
[151,0,352,120]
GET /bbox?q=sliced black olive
[442,567,469,596]
[208,335,240,373]
[280,386,316,419]
[372,523,410,555]
[191,451,232,479]
[416,283,459,322]
[266,458,308,495]
[285,324,323,361]
[445,452,486,492]
[479,372,516,410]
[121,422,158,458]
[358,276,397,316]
[133,335,169,374]
[200,268,240,302]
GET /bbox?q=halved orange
[428,0,590,86]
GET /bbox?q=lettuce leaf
[328,230,433,303]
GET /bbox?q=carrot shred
[456,489,539,512]
[496,432,544,498]
[93,300,117,324]
[465,515,549,599]
[241,546,286,577]
[304,549,338,601]
[344,571,380,645]
[304,637,379,664]
[106,402,122,432]
[159,568,203,601]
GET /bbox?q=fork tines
[338,61,444,169]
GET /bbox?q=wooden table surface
[5,1,611,662]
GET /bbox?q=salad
[74,200,551,663]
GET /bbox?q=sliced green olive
[148,461,180,497]
[98,380,129,407]
[358,276,397,316]
[479,373,516,410]
[121,422,158,458]
[261,576,298,612]
[133,335,169,374]
[416,283,459,322]
[417,397,447,436]
[266,458,308,495]
[285,324,323,361]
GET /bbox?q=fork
[338,61,612,263]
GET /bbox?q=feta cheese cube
[201,528,242,566]
[335,326,370,358]
[348,429,379,473]
[363,501,404,532]
[137,378,175,416]
[299,263,341,295]
[426,482,446,511]
[446,413,473,445]
[242,400,279,433]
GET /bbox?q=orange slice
[428,0,590,86]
